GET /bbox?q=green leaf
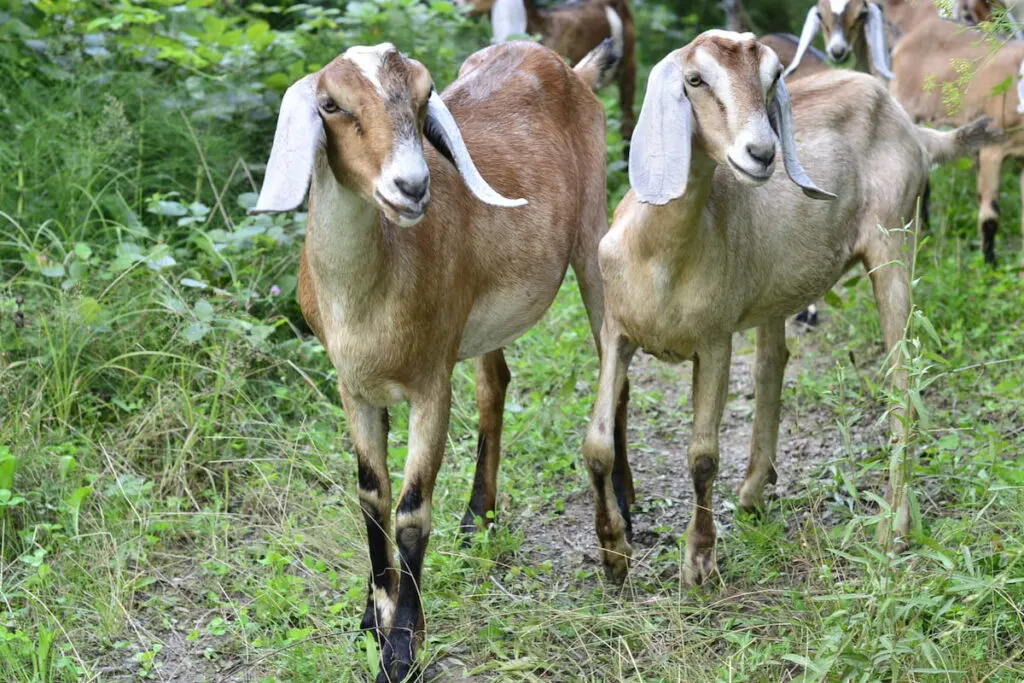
[823,290,843,308]
[67,486,92,536]
[990,75,1013,96]
[77,297,103,324]
[0,452,16,490]
[994,465,1024,486]
[74,242,93,260]
[40,263,65,278]
[194,299,214,322]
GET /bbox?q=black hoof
[378,630,417,682]
[795,307,818,327]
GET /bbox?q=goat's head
[787,1,892,78]
[957,0,996,24]
[629,30,835,206]
[251,44,525,227]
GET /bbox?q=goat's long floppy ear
[629,57,692,205]
[769,78,836,200]
[250,75,322,215]
[491,0,527,42]
[784,6,821,78]
[425,90,527,208]
[866,3,894,80]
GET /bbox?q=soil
[513,324,887,582]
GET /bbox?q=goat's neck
[305,160,390,305]
[633,150,716,267]
[881,0,932,34]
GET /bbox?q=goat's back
[892,17,1024,129]
[542,0,632,63]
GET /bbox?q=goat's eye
[686,74,703,87]
[321,101,339,113]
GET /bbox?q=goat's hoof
[737,484,766,515]
[458,509,492,547]
[599,541,633,583]
[378,631,417,683]
[683,537,718,587]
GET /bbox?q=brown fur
[462,0,637,144]
[723,0,830,78]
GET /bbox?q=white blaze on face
[829,0,850,12]
[343,43,396,95]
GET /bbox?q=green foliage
[1,0,1023,680]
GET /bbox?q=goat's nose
[746,142,775,167]
[829,46,848,61]
[395,176,429,203]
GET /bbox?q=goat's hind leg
[977,144,1003,266]
[340,389,395,644]
[863,243,913,550]
[460,350,510,540]
[738,320,789,513]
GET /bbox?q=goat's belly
[457,286,558,359]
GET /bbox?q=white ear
[424,91,527,208]
[250,75,323,215]
[629,57,692,206]
[491,0,527,42]
[784,7,822,78]
[769,77,836,200]
[866,3,894,80]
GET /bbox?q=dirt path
[515,326,886,580]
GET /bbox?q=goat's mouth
[374,190,428,228]
[727,156,773,185]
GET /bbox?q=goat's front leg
[379,377,452,683]
[460,350,510,538]
[340,389,394,644]
[739,320,789,512]
[683,340,731,586]
[583,322,637,582]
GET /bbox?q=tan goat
[583,30,999,585]
[252,39,618,681]
[886,0,1024,263]
[457,0,636,153]
[787,0,894,78]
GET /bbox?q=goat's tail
[916,116,1004,165]
[573,7,623,91]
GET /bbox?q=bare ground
[512,324,887,582]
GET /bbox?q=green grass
[3,20,1024,683]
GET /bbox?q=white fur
[830,0,851,12]
[343,43,396,94]
[1017,57,1024,115]
[491,0,528,42]
[373,587,396,627]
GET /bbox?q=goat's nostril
[746,143,775,167]
[395,177,428,203]
[830,48,847,61]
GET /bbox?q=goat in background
[786,0,894,79]
[722,0,830,79]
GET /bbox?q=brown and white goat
[886,0,1024,263]
[457,0,636,153]
[583,30,999,584]
[252,39,618,681]
[786,0,894,79]
[955,0,1024,38]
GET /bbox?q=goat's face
[317,45,434,227]
[816,0,870,62]
[629,31,835,205]
[960,0,994,24]
[682,32,782,185]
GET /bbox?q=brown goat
[457,0,636,153]
[886,0,1024,263]
[722,0,830,78]
[251,39,618,681]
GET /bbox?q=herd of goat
[249,0,1018,679]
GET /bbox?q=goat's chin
[373,190,427,228]
[726,156,774,187]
